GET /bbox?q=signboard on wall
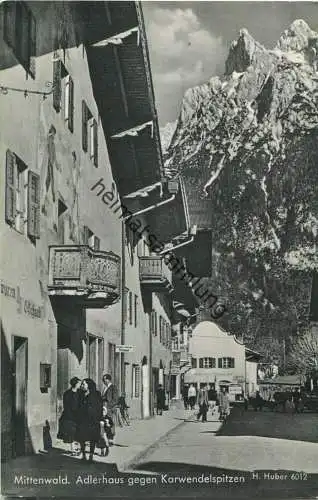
[115,345,135,353]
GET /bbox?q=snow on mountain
[165,20,318,356]
[160,120,177,153]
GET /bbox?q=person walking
[196,385,209,422]
[207,384,218,416]
[102,374,117,424]
[182,384,189,409]
[219,387,230,421]
[57,376,81,455]
[77,378,103,463]
[188,384,197,410]
[156,384,165,415]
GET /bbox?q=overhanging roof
[84,1,164,197]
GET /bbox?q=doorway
[13,336,28,457]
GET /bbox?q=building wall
[184,322,246,389]
[0,2,121,458]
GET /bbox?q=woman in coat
[57,376,81,455]
[77,378,103,462]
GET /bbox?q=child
[98,405,114,457]
[117,393,130,426]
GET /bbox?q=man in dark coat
[102,374,117,420]
[77,378,103,462]
[156,384,165,415]
[182,385,189,410]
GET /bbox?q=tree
[287,329,318,378]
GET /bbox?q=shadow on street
[214,407,318,443]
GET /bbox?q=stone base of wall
[1,419,58,462]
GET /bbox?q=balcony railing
[139,256,173,292]
[48,245,121,308]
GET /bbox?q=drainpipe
[120,220,126,394]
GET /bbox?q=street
[2,407,318,498]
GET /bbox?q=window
[199,357,216,368]
[3,1,36,78]
[159,316,163,343]
[57,200,67,244]
[151,310,157,336]
[134,294,138,327]
[82,100,98,166]
[5,150,40,238]
[218,357,235,369]
[83,226,100,250]
[128,291,133,325]
[52,61,74,132]
[132,364,141,398]
[191,357,197,368]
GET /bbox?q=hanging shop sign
[115,345,135,353]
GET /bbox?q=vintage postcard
[1,1,318,499]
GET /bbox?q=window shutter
[27,171,40,239]
[82,101,88,152]
[68,76,74,132]
[29,13,36,78]
[4,2,16,50]
[191,357,197,369]
[53,59,62,112]
[218,358,222,369]
[83,225,90,245]
[94,236,100,251]
[93,119,98,167]
[199,358,203,368]
[5,150,17,225]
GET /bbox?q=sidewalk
[1,404,195,479]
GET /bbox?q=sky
[142,1,318,125]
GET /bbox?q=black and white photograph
[0,1,318,498]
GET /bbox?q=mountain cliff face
[164,20,318,363]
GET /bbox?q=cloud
[145,7,227,123]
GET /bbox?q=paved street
[2,407,318,498]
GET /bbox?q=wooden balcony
[48,246,121,308]
[139,256,173,293]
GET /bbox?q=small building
[184,321,260,395]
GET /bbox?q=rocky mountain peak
[225,27,266,75]
[164,19,318,347]
[275,18,318,53]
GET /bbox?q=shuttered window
[66,76,74,133]
[82,101,98,164]
[82,101,89,152]
[53,59,62,112]
[218,357,235,369]
[93,119,98,167]
[134,294,138,327]
[132,364,141,398]
[27,171,40,238]
[128,292,133,325]
[5,151,39,238]
[5,150,17,225]
[191,357,197,368]
[199,357,216,368]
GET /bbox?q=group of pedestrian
[57,374,122,462]
[182,384,230,422]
